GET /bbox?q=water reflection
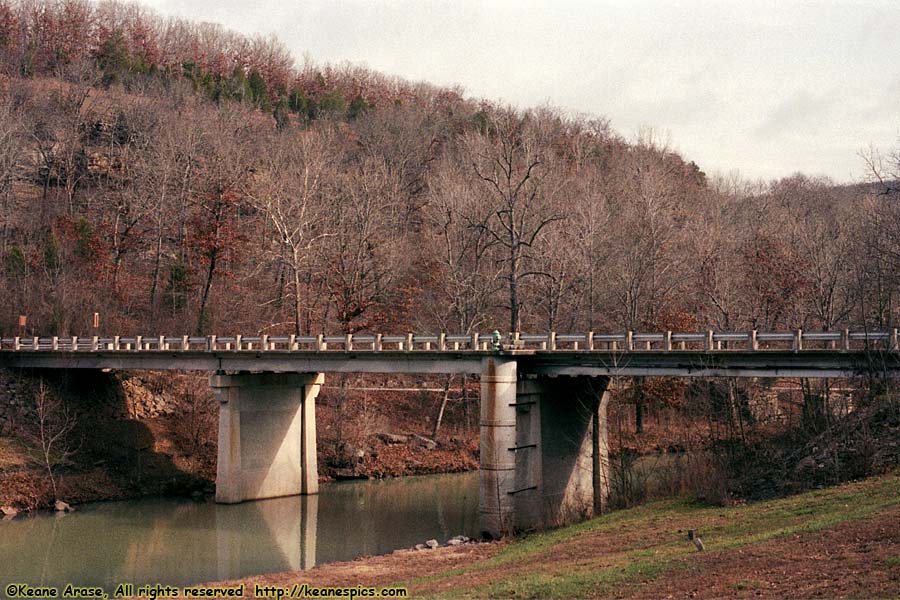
[0,471,477,590]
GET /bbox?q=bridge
[1,329,898,538]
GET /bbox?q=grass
[403,473,900,599]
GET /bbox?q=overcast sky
[142,0,900,183]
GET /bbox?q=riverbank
[199,471,900,599]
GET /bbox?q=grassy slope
[398,473,900,599]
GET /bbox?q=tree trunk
[634,377,644,434]
[432,375,454,439]
[509,245,519,332]
[292,258,303,336]
[149,209,164,323]
[197,249,217,335]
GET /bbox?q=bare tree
[29,380,77,502]
[466,109,566,332]
[0,92,26,255]
[321,152,400,333]
[423,148,502,334]
[248,127,337,334]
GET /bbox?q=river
[0,471,478,592]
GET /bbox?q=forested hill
[0,0,896,338]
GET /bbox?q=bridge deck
[0,332,898,378]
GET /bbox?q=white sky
[142,0,900,183]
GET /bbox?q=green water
[0,471,478,592]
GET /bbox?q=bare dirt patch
[629,509,900,600]
[177,543,504,599]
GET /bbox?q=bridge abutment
[480,357,610,538]
[212,372,323,503]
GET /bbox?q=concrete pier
[479,358,610,538]
[212,372,323,503]
[479,357,518,538]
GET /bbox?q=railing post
[289,334,296,351]
[626,331,633,352]
[135,335,142,351]
[32,336,38,351]
[113,335,120,351]
[209,335,217,351]
[664,331,672,352]
[587,331,594,351]
[182,335,189,351]
[71,336,77,352]
[749,329,758,351]
[375,334,382,352]
[346,333,353,351]
[550,331,557,351]
[316,334,324,352]
[52,336,58,351]
[705,330,714,352]
[158,335,165,351]
[472,332,479,351]
[405,333,413,352]
[92,336,99,351]
[794,329,803,353]
[892,328,899,352]
[235,334,242,351]
[841,328,849,352]
[439,333,446,351]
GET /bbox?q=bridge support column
[479,357,518,538]
[212,372,323,503]
[480,359,610,538]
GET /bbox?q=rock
[348,446,367,460]
[425,539,439,549]
[411,434,438,450]
[54,500,73,512]
[446,535,470,546]
[0,506,17,518]
[333,468,367,481]
[378,433,409,444]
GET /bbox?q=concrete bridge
[1,329,898,538]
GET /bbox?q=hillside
[0,0,895,343]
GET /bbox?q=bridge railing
[1,329,898,353]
